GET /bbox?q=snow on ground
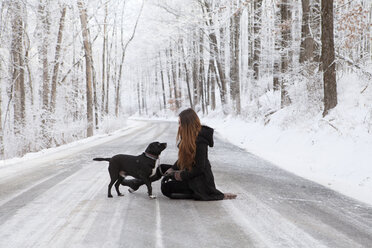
[202,73,372,206]
[204,115,372,206]
[0,120,148,173]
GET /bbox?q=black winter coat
[173,125,224,201]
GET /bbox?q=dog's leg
[115,177,124,196]
[108,179,115,198]
[143,179,156,199]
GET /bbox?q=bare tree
[50,5,67,114]
[199,29,206,114]
[192,33,199,108]
[115,0,144,117]
[169,46,180,110]
[77,0,94,137]
[200,0,228,113]
[273,2,280,92]
[137,79,141,115]
[321,0,337,116]
[280,0,292,108]
[299,0,315,63]
[11,0,26,135]
[230,1,242,114]
[0,55,3,157]
[38,0,51,141]
[101,1,108,116]
[0,0,6,157]
[180,39,194,109]
[159,52,167,110]
[253,0,263,80]
[165,49,173,100]
[106,12,116,115]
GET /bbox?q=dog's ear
[145,142,157,154]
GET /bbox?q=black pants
[161,177,193,199]
[121,164,193,199]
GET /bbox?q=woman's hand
[164,168,182,181]
[174,171,182,181]
[164,168,175,176]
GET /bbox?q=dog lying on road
[93,142,167,198]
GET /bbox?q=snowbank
[204,115,372,206]
[0,120,146,169]
[202,73,372,206]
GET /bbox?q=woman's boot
[121,178,143,192]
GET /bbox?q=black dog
[93,142,167,198]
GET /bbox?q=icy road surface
[0,121,371,248]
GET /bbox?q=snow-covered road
[0,121,371,248]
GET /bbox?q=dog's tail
[93,157,111,162]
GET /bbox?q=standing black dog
[93,142,167,198]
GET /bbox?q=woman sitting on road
[122,108,236,200]
[161,108,236,200]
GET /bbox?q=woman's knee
[161,178,172,197]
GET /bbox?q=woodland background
[0,0,371,159]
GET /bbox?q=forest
[0,0,371,159]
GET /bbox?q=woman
[161,108,236,200]
[121,108,236,200]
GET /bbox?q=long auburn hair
[177,108,201,171]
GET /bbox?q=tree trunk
[165,49,173,99]
[77,0,94,137]
[209,58,217,110]
[321,0,337,116]
[101,2,107,116]
[0,22,3,156]
[253,0,262,80]
[137,80,141,115]
[0,0,5,157]
[299,0,315,63]
[92,64,99,129]
[202,0,227,112]
[116,1,143,116]
[192,36,199,108]
[181,39,194,109]
[159,53,167,110]
[169,46,179,110]
[11,1,26,135]
[199,29,206,114]
[177,43,183,106]
[210,32,227,109]
[50,5,67,114]
[312,0,321,62]
[230,1,242,114]
[141,74,146,115]
[273,2,280,92]
[280,0,292,108]
[38,0,51,141]
[0,72,2,157]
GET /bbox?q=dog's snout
[164,143,167,148]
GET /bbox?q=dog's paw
[108,195,113,198]
[149,195,156,199]
[118,193,124,197]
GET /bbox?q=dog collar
[145,152,158,160]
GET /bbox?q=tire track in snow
[155,199,164,248]
[0,122,169,248]
[221,183,367,248]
